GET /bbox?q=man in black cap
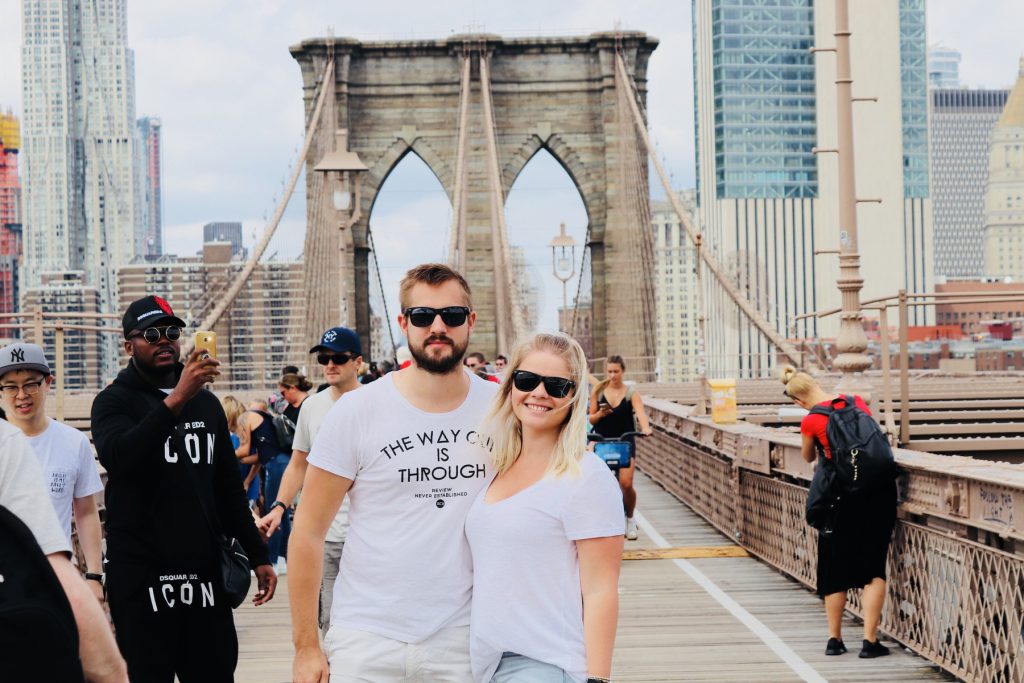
[258,325,362,635]
[91,295,276,682]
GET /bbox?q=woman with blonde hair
[466,332,624,683]
[220,395,261,509]
[781,365,896,659]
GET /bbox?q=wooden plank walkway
[233,473,954,682]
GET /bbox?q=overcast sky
[1,0,1023,339]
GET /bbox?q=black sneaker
[859,639,891,658]
[825,638,847,655]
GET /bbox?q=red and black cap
[122,295,187,338]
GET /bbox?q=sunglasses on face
[511,370,577,399]
[317,353,353,366]
[131,326,183,344]
[403,306,470,328]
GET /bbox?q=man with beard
[90,295,277,682]
[289,264,498,683]
[258,325,363,635]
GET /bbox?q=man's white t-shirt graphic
[307,371,497,643]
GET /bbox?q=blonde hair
[779,364,818,400]
[221,395,247,433]
[484,332,590,478]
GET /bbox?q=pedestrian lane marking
[622,545,750,560]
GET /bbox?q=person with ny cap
[90,295,276,683]
[258,325,364,636]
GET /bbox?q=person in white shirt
[290,263,497,683]
[258,325,363,634]
[0,343,106,603]
[466,332,624,683]
[0,419,128,682]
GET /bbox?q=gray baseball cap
[0,343,52,378]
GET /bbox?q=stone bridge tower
[291,32,658,370]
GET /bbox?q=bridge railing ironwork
[638,397,1024,683]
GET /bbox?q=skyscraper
[137,116,163,257]
[928,44,962,89]
[0,110,22,338]
[651,190,699,382]
[692,0,933,377]
[202,222,245,259]
[20,0,140,317]
[983,60,1024,280]
[930,88,1009,278]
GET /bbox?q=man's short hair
[466,352,486,364]
[399,263,472,311]
[495,355,507,363]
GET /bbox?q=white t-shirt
[465,452,625,683]
[0,419,71,556]
[292,387,349,543]
[307,372,497,643]
[27,418,104,542]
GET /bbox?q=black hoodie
[91,360,269,580]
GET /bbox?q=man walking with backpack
[781,365,898,660]
[91,295,277,682]
[289,264,497,682]
[0,343,106,604]
[258,325,363,634]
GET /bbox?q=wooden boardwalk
[233,474,953,682]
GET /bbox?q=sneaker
[625,517,639,541]
[274,557,288,576]
[859,639,890,659]
[825,638,847,656]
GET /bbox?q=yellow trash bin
[708,379,737,424]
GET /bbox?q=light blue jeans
[491,653,575,682]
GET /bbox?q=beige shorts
[325,624,471,683]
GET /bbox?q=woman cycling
[466,332,623,683]
[781,365,896,659]
[589,355,652,541]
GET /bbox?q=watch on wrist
[84,572,104,583]
[270,500,288,515]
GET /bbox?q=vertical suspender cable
[448,52,472,270]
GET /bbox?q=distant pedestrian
[258,326,363,635]
[221,395,261,511]
[238,400,292,575]
[278,372,312,425]
[782,365,896,659]
[0,342,106,604]
[91,295,276,682]
[468,332,623,682]
[493,354,507,374]
[466,351,500,383]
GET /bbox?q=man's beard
[410,334,468,375]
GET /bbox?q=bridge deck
[232,474,952,682]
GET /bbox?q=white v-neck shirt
[307,372,497,643]
[465,452,624,683]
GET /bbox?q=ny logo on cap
[10,348,24,363]
[323,330,337,343]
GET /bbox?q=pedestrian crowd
[0,262,898,682]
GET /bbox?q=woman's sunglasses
[403,306,470,328]
[511,370,576,398]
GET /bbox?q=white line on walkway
[634,511,828,683]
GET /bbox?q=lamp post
[313,129,368,329]
[549,222,577,330]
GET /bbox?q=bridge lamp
[549,222,577,311]
[314,129,368,327]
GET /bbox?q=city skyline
[1,1,1023,335]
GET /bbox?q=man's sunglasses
[130,326,182,344]
[317,353,353,366]
[511,370,577,398]
[403,306,470,328]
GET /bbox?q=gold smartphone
[194,331,218,360]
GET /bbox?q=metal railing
[637,397,1024,683]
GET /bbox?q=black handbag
[177,432,252,609]
[806,455,840,533]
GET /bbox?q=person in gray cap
[90,295,276,682]
[258,325,363,635]
[0,342,106,603]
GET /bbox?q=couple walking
[290,263,623,683]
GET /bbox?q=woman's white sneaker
[625,516,639,541]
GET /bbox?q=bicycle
[587,430,647,479]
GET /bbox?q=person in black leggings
[588,355,652,541]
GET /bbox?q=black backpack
[0,505,85,682]
[272,412,296,452]
[253,409,293,464]
[808,395,897,496]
